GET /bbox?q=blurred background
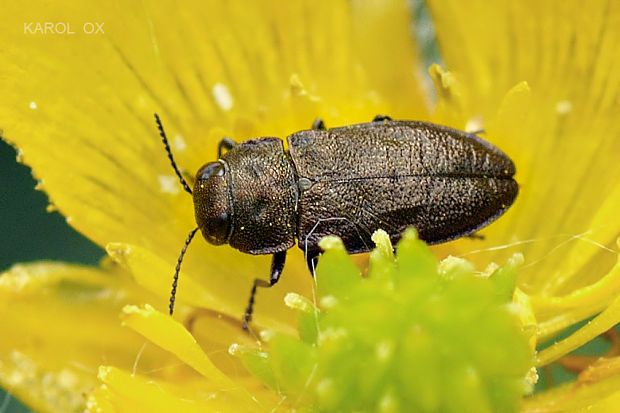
[0,1,612,411]
[0,137,105,412]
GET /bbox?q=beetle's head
[193,161,233,245]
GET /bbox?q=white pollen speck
[29,101,38,110]
[228,343,240,355]
[465,115,484,133]
[212,83,233,111]
[556,100,572,115]
[172,134,187,152]
[158,174,181,195]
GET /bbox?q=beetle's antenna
[169,227,199,315]
[154,113,193,195]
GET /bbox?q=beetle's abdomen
[222,137,297,255]
[288,121,518,256]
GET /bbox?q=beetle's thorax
[215,137,297,255]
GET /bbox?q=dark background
[0,140,104,272]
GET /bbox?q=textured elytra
[288,121,517,256]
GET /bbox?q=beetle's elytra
[155,115,518,329]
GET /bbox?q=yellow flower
[0,0,619,412]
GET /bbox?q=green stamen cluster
[234,229,532,412]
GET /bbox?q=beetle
[154,114,518,329]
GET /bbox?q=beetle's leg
[311,118,326,130]
[469,129,486,135]
[243,250,287,330]
[466,233,485,241]
[185,308,243,333]
[306,254,319,277]
[373,115,392,122]
[218,137,237,158]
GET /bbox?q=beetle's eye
[197,161,225,181]
[194,160,231,246]
[209,210,230,238]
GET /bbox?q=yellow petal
[121,305,234,388]
[92,365,282,412]
[428,0,620,296]
[0,262,169,412]
[119,303,281,409]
